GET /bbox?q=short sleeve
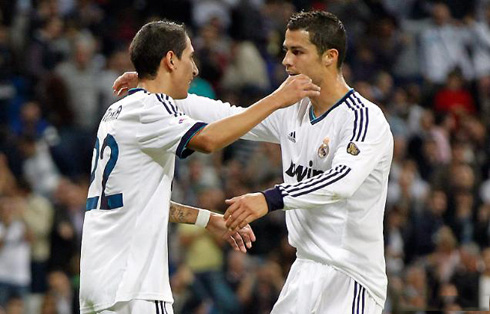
[136,94,207,159]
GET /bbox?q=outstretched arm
[114,72,320,153]
[169,201,256,252]
[187,75,318,153]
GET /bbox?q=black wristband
[261,187,284,212]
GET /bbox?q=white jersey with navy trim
[80,88,205,313]
[177,90,393,307]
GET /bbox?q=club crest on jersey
[317,137,330,158]
[288,131,296,143]
[347,142,360,156]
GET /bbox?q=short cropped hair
[129,20,187,79]
[287,11,347,69]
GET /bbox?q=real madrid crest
[347,142,360,156]
[317,137,330,158]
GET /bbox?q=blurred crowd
[0,0,489,313]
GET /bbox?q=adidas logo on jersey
[288,131,296,143]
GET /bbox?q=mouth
[287,71,299,76]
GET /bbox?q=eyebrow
[283,45,304,50]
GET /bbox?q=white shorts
[271,258,383,314]
[98,300,173,314]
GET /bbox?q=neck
[138,73,175,97]
[310,72,351,117]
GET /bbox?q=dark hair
[287,11,347,69]
[129,20,188,79]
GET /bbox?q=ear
[163,51,177,71]
[323,48,339,68]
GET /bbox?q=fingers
[224,199,239,220]
[303,89,321,98]
[248,226,256,243]
[116,87,129,96]
[232,231,247,253]
[225,204,244,229]
[226,234,240,252]
[112,71,138,96]
[240,225,256,249]
[283,75,321,101]
[225,197,238,205]
[112,78,126,94]
[228,211,252,231]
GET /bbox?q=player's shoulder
[342,91,388,124]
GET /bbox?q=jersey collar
[309,89,354,125]
[127,88,147,95]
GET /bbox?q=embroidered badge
[317,137,330,158]
[347,142,360,156]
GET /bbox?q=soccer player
[80,21,320,314]
[114,11,393,314]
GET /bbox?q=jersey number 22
[86,134,123,210]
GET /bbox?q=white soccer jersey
[177,90,393,306]
[79,88,206,313]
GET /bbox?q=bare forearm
[169,201,199,224]
[188,93,283,153]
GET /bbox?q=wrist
[267,92,286,110]
[195,209,211,228]
[261,187,284,212]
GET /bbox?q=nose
[282,51,291,67]
[192,61,199,77]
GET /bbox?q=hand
[112,71,138,96]
[272,74,321,109]
[224,193,268,231]
[206,213,256,253]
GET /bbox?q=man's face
[173,36,199,99]
[282,29,325,85]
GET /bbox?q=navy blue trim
[352,282,357,314]
[353,94,369,142]
[128,88,145,95]
[362,107,369,141]
[309,89,354,125]
[350,106,359,141]
[176,122,207,159]
[155,94,174,116]
[261,187,284,211]
[86,194,124,211]
[345,97,363,142]
[290,167,351,197]
[309,108,316,121]
[86,196,99,211]
[164,94,180,117]
[357,286,362,314]
[356,106,364,141]
[362,288,365,314]
[102,193,123,210]
[283,165,347,194]
[346,94,370,143]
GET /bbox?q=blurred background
[0,0,489,313]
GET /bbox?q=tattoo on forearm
[169,202,192,223]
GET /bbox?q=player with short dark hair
[80,20,320,314]
[114,10,393,314]
[287,11,347,69]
